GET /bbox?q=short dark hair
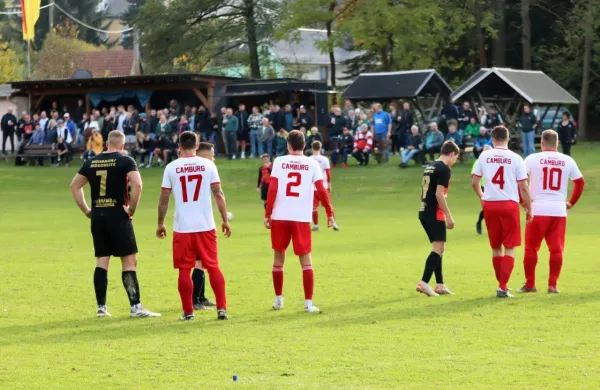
[286,130,305,151]
[562,111,571,119]
[179,131,197,151]
[311,140,322,151]
[198,142,214,152]
[440,140,460,156]
[491,126,509,141]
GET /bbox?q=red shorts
[172,230,218,269]
[483,201,521,248]
[271,220,312,256]
[525,216,566,253]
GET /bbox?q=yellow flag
[21,0,42,41]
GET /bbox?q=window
[319,66,328,82]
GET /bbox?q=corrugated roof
[74,50,137,78]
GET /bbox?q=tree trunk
[492,0,506,66]
[578,0,593,141]
[387,33,394,69]
[474,0,487,68]
[244,0,261,79]
[521,0,532,69]
[380,46,390,71]
[326,1,337,102]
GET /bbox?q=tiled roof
[74,50,138,77]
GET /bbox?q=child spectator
[331,127,353,168]
[54,136,72,167]
[256,153,272,209]
[275,128,288,157]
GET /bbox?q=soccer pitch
[1,144,599,389]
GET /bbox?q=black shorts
[237,130,250,142]
[420,217,446,243]
[260,185,268,201]
[91,211,138,258]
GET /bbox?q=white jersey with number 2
[525,151,582,217]
[271,154,324,223]
[473,147,527,203]
[161,156,221,233]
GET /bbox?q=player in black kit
[70,130,161,318]
[416,140,460,297]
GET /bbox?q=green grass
[1,144,599,389]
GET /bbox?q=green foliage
[0,35,23,82]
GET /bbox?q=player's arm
[518,180,532,219]
[325,168,331,191]
[567,177,586,209]
[471,175,483,199]
[156,188,171,238]
[212,183,231,237]
[69,173,91,218]
[126,171,142,217]
[435,185,452,218]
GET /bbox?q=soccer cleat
[180,313,195,321]
[416,282,439,297]
[272,297,284,311]
[517,285,538,293]
[312,225,319,232]
[130,306,162,318]
[305,305,320,313]
[332,223,340,231]
[476,222,482,235]
[496,288,515,298]
[217,309,228,320]
[200,298,216,307]
[434,284,454,295]
[548,287,561,294]
[97,305,111,317]
[193,303,209,310]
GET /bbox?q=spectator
[177,114,191,136]
[474,126,493,158]
[457,101,476,131]
[331,127,354,168]
[138,113,150,135]
[154,133,172,165]
[269,104,285,133]
[397,102,414,151]
[122,112,137,143]
[196,105,211,141]
[353,123,373,166]
[275,128,288,157]
[371,103,392,162]
[29,122,45,146]
[137,133,157,168]
[189,106,197,132]
[51,101,61,117]
[342,99,354,118]
[1,107,17,155]
[296,105,314,129]
[169,99,181,116]
[327,106,346,138]
[481,105,503,129]
[94,110,104,134]
[445,120,463,147]
[223,108,239,160]
[54,136,72,167]
[156,114,171,137]
[283,104,294,131]
[390,104,401,155]
[345,109,358,135]
[115,105,127,131]
[441,102,459,121]
[248,106,263,159]
[235,103,249,159]
[209,112,220,156]
[20,114,34,145]
[45,119,58,145]
[423,122,444,162]
[63,113,78,144]
[102,114,114,142]
[258,117,275,157]
[148,109,159,139]
[464,116,480,140]
[168,107,180,127]
[307,126,323,149]
[73,98,85,124]
[557,111,577,156]
[16,111,27,149]
[56,119,72,144]
[88,113,100,134]
[519,104,537,157]
[400,125,425,168]
[39,111,49,132]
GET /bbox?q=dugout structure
[450,68,579,142]
[341,69,453,124]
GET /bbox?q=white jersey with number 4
[473,147,527,203]
[310,154,330,190]
[161,156,221,233]
[525,151,582,217]
[271,154,324,222]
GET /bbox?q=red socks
[312,210,319,225]
[205,265,227,310]
[548,251,563,288]
[524,248,538,289]
[499,255,515,290]
[492,256,503,284]
[178,268,194,315]
[272,266,284,296]
[302,265,314,300]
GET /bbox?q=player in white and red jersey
[310,140,339,232]
[156,132,231,321]
[265,130,334,313]
[472,126,532,298]
[518,130,585,294]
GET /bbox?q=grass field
[1,144,599,389]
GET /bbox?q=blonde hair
[310,126,318,133]
[107,130,126,147]
[541,129,559,148]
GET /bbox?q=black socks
[477,211,484,224]
[94,267,108,306]
[192,268,206,304]
[421,252,442,284]
[121,271,141,306]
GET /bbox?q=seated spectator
[155,114,171,137]
[307,126,323,151]
[399,125,425,168]
[352,123,373,166]
[275,129,288,157]
[45,119,58,145]
[154,133,170,166]
[138,113,150,135]
[122,112,137,143]
[258,117,275,158]
[463,116,480,141]
[54,136,72,167]
[423,122,444,163]
[331,127,353,168]
[445,120,463,147]
[136,133,157,168]
[474,126,493,158]
[27,123,46,166]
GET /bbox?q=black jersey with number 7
[78,152,138,211]
[418,160,451,221]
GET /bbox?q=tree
[492,0,507,66]
[521,0,533,69]
[0,36,24,82]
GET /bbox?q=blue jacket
[66,120,77,138]
[445,131,463,147]
[372,111,391,135]
[425,130,444,149]
[475,135,493,149]
[29,129,45,145]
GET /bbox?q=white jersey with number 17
[271,154,324,222]
[161,156,221,233]
[473,147,527,203]
[525,151,582,217]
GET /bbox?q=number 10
[542,167,562,191]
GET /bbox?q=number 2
[492,166,505,189]
[96,170,107,196]
[179,174,203,202]
[542,167,562,191]
[286,172,301,197]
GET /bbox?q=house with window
[96,0,131,48]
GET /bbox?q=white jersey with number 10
[161,156,221,233]
[271,154,324,223]
[525,151,582,217]
[473,147,527,203]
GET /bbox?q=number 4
[492,166,505,189]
